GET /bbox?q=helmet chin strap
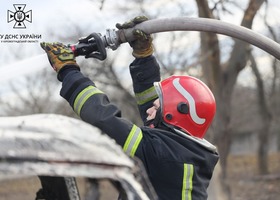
[145,109,172,131]
[144,109,161,127]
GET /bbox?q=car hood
[0,114,134,179]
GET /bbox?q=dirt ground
[0,153,279,200]
[227,153,280,200]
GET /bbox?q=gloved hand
[116,16,153,58]
[40,42,79,72]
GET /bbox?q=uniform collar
[174,129,217,153]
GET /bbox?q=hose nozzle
[69,29,121,60]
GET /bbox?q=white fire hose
[71,17,280,60]
[109,17,280,60]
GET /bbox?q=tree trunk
[250,54,272,174]
[195,0,265,199]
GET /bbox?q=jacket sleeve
[59,68,143,157]
[129,55,161,122]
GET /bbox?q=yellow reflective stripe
[135,86,158,105]
[74,86,103,116]
[123,125,143,157]
[182,164,194,200]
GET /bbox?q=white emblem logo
[7,4,32,29]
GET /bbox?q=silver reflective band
[182,164,194,200]
[123,125,143,157]
[74,86,103,115]
[135,86,158,105]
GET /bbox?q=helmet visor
[153,81,162,106]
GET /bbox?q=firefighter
[40,16,219,200]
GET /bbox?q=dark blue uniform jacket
[59,55,219,200]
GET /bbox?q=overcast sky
[0,0,128,86]
[1,0,280,94]
[1,0,280,65]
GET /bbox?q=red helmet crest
[154,75,216,138]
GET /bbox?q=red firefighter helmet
[154,75,216,138]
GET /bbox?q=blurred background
[0,0,280,199]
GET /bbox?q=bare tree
[0,68,76,117]
[263,2,280,152]
[195,0,266,198]
[79,54,142,125]
[249,53,272,175]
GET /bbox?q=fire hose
[69,17,280,60]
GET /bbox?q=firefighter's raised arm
[116,16,161,123]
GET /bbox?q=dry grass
[0,177,118,200]
[0,177,39,200]
[227,153,280,200]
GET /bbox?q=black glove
[116,16,153,58]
